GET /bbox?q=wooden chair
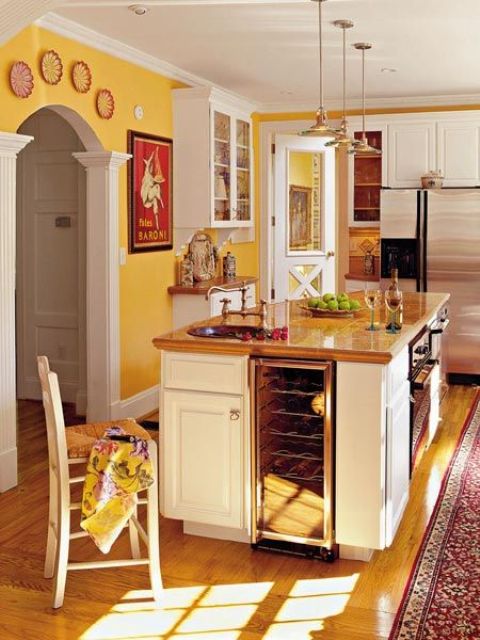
[37,355,163,608]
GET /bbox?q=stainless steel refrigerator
[380,188,480,380]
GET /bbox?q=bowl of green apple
[299,293,362,317]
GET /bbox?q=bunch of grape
[307,292,361,312]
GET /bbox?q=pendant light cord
[318,0,323,109]
[362,48,366,138]
[342,24,346,121]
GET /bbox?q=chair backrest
[37,356,70,486]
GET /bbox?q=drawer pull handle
[230,409,240,421]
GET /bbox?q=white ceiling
[49,0,480,111]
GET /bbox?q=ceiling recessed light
[381,67,397,73]
[129,4,148,16]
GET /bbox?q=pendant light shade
[299,0,338,138]
[352,42,381,155]
[325,19,356,150]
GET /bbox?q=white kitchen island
[153,291,449,560]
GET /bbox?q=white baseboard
[110,384,159,421]
[0,447,18,493]
[184,521,250,544]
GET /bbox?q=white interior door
[273,134,336,301]
[16,110,86,410]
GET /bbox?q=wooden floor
[0,385,477,640]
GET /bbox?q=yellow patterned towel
[80,427,154,553]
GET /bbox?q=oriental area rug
[390,390,480,640]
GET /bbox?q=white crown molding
[62,0,307,5]
[36,12,259,112]
[258,93,480,115]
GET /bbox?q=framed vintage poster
[289,184,312,250]
[128,130,173,252]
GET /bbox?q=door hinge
[271,143,276,154]
[271,287,275,300]
[271,215,276,227]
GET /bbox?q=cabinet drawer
[162,351,246,394]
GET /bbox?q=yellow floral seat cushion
[66,418,151,459]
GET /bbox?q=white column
[73,151,130,422]
[0,132,33,492]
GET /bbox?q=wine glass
[385,290,403,334]
[364,286,382,331]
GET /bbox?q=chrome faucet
[206,281,269,330]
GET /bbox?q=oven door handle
[430,318,450,334]
[413,362,438,390]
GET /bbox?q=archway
[0,105,130,492]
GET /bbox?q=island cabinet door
[162,389,244,528]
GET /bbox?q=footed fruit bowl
[300,293,362,318]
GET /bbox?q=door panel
[273,135,336,301]
[16,111,85,405]
[163,389,243,528]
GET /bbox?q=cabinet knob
[229,409,240,421]
[326,250,335,258]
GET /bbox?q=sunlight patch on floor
[80,574,358,640]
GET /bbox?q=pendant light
[325,19,356,150]
[299,0,338,138]
[352,42,381,155]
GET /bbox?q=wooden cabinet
[172,87,254,230]
[387,121,436,188]
[160,352,250,532]
[162,389,244,528]
[387,115,480,188]
[348,123,387,227]
[436,119,480,186]
[352,131,383,225]
[336,346,410,552]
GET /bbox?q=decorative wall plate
[10,61,34,98]
[72,61,92,93]
[41,50,63,85]
[96,89,115,119]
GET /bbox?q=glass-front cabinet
[212,111,252,225]
[172,87,254,232]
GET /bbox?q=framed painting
[289,184,312,250]
[128,130,173,252]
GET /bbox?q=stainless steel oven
[409,306,449,474]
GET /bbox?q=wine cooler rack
[251,358,335,559]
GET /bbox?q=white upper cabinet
[387,121,436,188]
[436,120,480,186]
[172,87,255,231]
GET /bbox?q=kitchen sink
[187,324,261,339]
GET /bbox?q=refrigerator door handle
[423,190,428,292]
[416,191,421,292]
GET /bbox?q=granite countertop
[153,291,450,364]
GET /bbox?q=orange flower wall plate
[10,61,34,98]
[41,50,63,85]
[72,61,92,94]
[96,89,115,119]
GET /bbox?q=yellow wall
[0,24,258,399]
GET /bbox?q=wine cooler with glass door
[250,358,336,561]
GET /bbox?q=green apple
[323,292,335,303]
[307,297,319,308]
[350,299,361,310]
[339,300,351,311]
[327,299,339,311]
[317,300,328,309]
